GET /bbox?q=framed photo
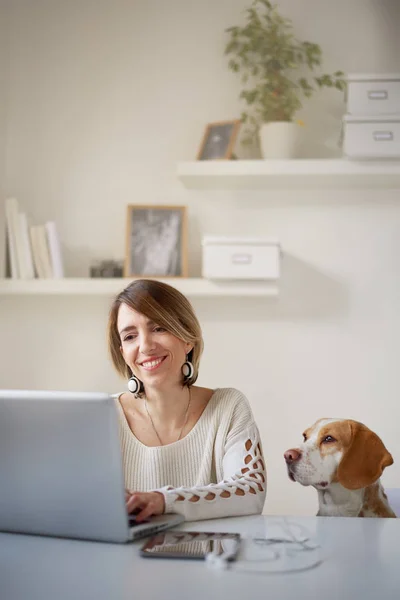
[197,119,240,160]
[124,205,188,278]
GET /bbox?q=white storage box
[343,115,400,159]
[347,74,400,116]
[202,237,280,280]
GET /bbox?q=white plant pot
[259,121,299,159]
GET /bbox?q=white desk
[1,515,399,600]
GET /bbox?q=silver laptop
[0,390,184,543]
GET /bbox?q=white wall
[0,0,9,275]
[1,0,400,516]
[0,0,6,172]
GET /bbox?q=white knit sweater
[114,387,266,521]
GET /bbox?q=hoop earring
[128,374,141,395]
[182,355,194,381]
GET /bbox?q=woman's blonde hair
[107,279,204,387]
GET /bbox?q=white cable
[206,520,323,574]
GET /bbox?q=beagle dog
[284,418,396,518]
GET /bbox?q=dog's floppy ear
[337,421,393,490]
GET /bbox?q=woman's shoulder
[217,389,260,442]
[111,392,135,417]
[212,387,251,406]
[210,387,254,421]
[111,392,126,408]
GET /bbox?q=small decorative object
[225,0,346,158]
[125,205,188,278]
[197,120,241,160]
[90,259,124,278]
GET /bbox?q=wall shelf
[177,159,400,190]
[0,278,279,298]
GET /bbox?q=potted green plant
[225,0,346,159]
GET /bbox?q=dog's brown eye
[322,435,336,443]
[302,434,307,442]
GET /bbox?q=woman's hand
[125,490,165,523]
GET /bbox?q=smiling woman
[106,279,267,522]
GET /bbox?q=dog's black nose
[284,449,302,463]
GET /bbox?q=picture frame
[197,119,241,160]
[124,205,188,278]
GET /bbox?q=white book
[36,224,53,278]
[5,198,20,278]
[29,225,52,278]
[11,199,28,278]
[29,226,45,278]
[45,221,64,278]
[19,213,35,279]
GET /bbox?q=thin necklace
[144,387,191,446]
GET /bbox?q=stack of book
[5,197,64,279]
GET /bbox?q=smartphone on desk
[140,530,241,561]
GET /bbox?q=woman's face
[118,303,192,389]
